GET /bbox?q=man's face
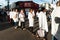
[44,9,47,12]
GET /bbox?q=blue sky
[0,0,58,6]
[33,0,52,4]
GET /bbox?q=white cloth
[7,11,9,16]
[12,12,18,22]
[18,20,21,26]
[18,13,25,26]
[51,6,60,40]
[9,11,13,19]
[32,11,35,16]
[28,12,34,27]
[38,12,48,32]
[36,12,39,17]
[19,13,25,22]
[37,29,45,37]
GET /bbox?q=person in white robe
[51,1,60,40]
[28,9,35,33]
[19,9,25,30]
[9,9,14,25]
[36,10,40,20]
[12,9,18,29]
[37,7,48,40]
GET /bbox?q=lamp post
[7,0,10,11]
[52,0,56,4]
[52,0,53,4]
[6,0,10,11]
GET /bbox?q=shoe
[18,26,21,28]
[14,26,17,29]
[23,28,26,31]
[37,35,39,38]
[32,34,35,36]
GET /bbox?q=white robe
[19,13,25,22]
[18,13,25,26]
[38,12,48,32]
[9,11,13,19]
[51,6,60,40]
[12,12,18,22]
[28,12,34,27]
[32,11,35,16]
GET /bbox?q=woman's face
[20,10,24,13]
[44,9,47,12]
[30,9,33,13]
[16,9,18,12]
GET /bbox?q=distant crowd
[0,7,52,40]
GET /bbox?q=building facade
[11,1,39,17]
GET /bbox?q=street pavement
[0,27,37,40]
[0,27,51,40]
[0,18,51,40]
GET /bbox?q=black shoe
[18,26,21,28]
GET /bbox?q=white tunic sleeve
[19,14,25,22]
[43,14,48,32]
[38,12,43,28]
[28,12,31,19]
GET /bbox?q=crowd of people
[0,5,51,40]
[7,7,50,40]
[1,1,60,40]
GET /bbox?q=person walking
[12,9,18,29]
[28,9,35,34]
[37,7,48,40]
[19,9,25,30]
[51,1,60,40]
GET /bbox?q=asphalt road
[0,26,51,40]
[0,27,37,40]
[0,18,51,40]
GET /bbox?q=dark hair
[10,9,13,11]
[38,10,41,13]
[21,9,24,10]
[20,9,24,12]
[29,9,33,12]
[41,7,45,11]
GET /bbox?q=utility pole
[6,0,10,11]
[7,0,9,11]
[52,0,53,4]
[52,0,56,4]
